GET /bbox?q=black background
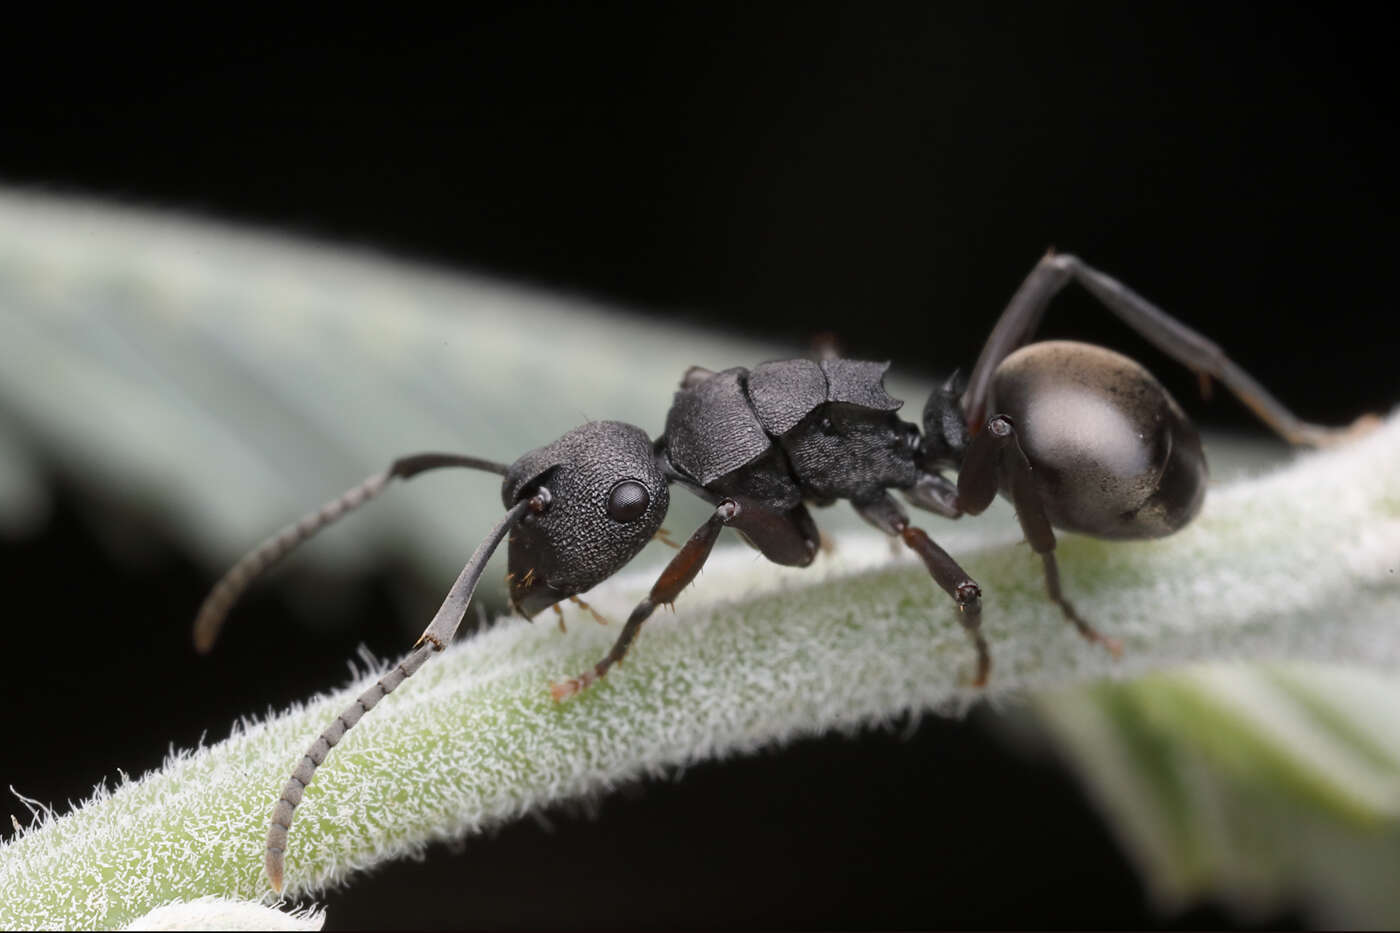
[2,4,1395,929]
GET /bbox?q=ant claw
[958,660,991,689]
[550,671,597,702]
[1341,412,1384,442]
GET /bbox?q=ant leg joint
[414,632,446,651]
[985,415,1013,437]
[955,581,982,611]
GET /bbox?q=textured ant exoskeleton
[193,252,1372,892]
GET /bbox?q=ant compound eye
[606,479,650,522]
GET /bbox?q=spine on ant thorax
[657,358,926,510]
[917,369,971,473]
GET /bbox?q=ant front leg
[956,415,1121,657]
[962,252,1376,445]
[551,500,740,700]
[855,495,988,686]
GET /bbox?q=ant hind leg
[962,251,1376,446]
[959,414,1122,657]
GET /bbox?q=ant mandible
[192,251,1371,892]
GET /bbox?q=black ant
[192,251,1373,892]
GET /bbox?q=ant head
[501,421,670,617]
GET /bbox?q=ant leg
[902,470,962,519]
[1039,551,1120,657]
[569,595,612,626]
[685,480,822,567]
[856,495,988,686]
[727,498,821,567]
[959,415,1122,656]
[194,452,510,653]
[551,499,740,700]
[962,252,1375,446]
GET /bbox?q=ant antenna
[193,453,509,653]
[264,492,542,893]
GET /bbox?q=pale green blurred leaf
[1035,664,1400,927]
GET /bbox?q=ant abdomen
[990,340,1207,540]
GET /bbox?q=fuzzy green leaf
[3,409,1397,928]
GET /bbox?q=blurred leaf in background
[1035,664,1400,928]
[0,188,840,621]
